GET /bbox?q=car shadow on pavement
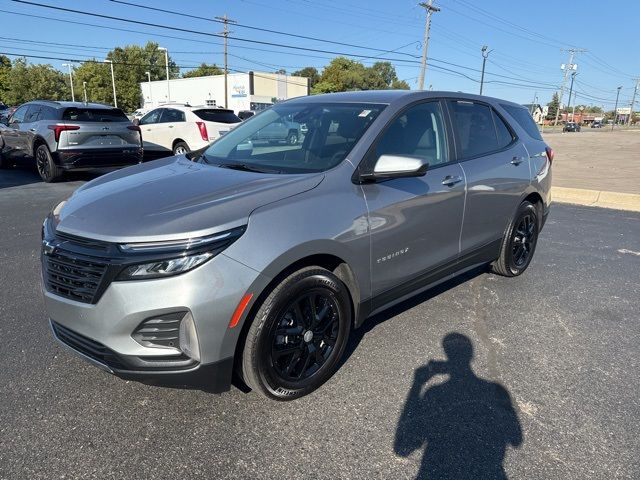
[393,332,522,479]
[0,163,105,189]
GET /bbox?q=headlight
[116,252,214,280]
[115,226,246,281]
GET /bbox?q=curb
[553,187,640,212]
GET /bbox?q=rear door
[447,99,531,254]
[59,107,140,151]
[138,108,164,151]
[361,100,466,298]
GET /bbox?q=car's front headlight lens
[117,252,214,280]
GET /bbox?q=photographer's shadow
[394,333,522,480]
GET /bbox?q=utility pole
[530,92,538,114]
[104,59,117,108]
[82,81,87,103]
[417,1,440,90]
[62,63,75,102]
[628,78,639,126]
[566,72,578,123]
[479,45,492,95]
[216,14,237,108]
[554,48,587,126]
[612,85,622,131]
[158,47,170,103]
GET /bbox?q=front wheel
[241,267,352,400]
[286,131,298,145]
[491,201,539,277]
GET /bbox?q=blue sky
[1,0,638,108]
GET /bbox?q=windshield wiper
[216,163,281,174]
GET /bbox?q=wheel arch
[172,138,188,150]
[31,135,50,158]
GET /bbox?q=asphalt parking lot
[1,167,639,479]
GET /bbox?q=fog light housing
[179,312,200,362]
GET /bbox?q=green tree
[3,58,66,104]
[292,67,320,89]
[182,63,223,78]
[73,60,115,106]
[312,58,409,94]
[0,55,11,103]
[546,92,560,120]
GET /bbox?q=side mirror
[132,118,140,126]
[360,155,428,182]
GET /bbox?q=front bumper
[44,252,268,392]
[55,147,143,169]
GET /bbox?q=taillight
[545,146,554,165]
[47,124,80,142]
[196,121,208,141]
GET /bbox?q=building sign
[231,84,247,98]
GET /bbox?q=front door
[138,108,164,151]
[360,100,466,298]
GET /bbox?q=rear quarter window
[193,109,241,124]
[500,104,543,141]
[62,108,129,122]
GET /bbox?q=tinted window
[10,105,28,123]
[139,109,162,125]
[449,101,499,158]
[40,106,58,121]
[160,108,186,123]
[376,101,449,167]
[493,110,514,148]
[193,109,241,124]
[501,104,543,140]
[24,105,41,123]
[62,108,128,122]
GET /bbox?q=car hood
[56,156,324,242]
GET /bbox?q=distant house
[521,104,544,124]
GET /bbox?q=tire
[491,201,539,277]
[173,141,190,155]
[241,266,352,400]
[286,131,298,145]
[35,144,62,183]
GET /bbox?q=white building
[140,71,310,113]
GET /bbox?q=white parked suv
[135,104,242,155]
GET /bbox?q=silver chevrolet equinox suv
[0,101,142,182]
[42,91,552,400]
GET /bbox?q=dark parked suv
[0,101,143,182]
[43,91,552,399]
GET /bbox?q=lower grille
[51,321,126,370]
[43,250,108,303]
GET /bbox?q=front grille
[56,231,110,252]
[43,249,108,303]
[51,321,126,370]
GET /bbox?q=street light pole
[612,85,622,131]
[479,45,492,95]
[104,60,117,107]
[62,63,75,102]
[158,47,170,102]
[82,81,87,103]
[145,71,152,106]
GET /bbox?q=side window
[24,106,41,123]
[500,104,543,140]
[493,110,514,148]
[10,105,29,124]
[448,101,498,158]
[139,109,162,125]
[160,108,186,123]
[375,101,449,167]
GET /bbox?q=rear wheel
[492,201,539,277]
[241,267,351,400]
[35,144,62,182]
[286,131,298,145]
[173,141,190,155]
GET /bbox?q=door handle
[511,156,525,165]
[29,128,36,132]
[168,125,174,128]
[442,175,463,187]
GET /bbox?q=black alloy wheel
[241,267,351,400]
[35,144,62,182]
[492,201,539,277]
[268,290,340,383]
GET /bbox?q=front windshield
[201,102,385,173]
